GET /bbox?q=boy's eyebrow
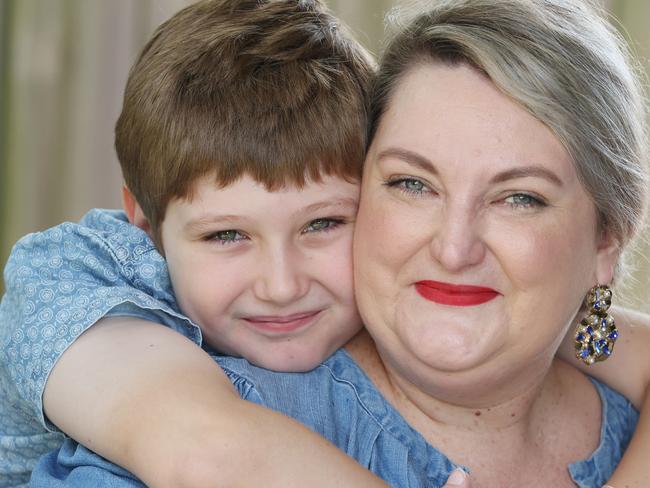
[184,215,243,232]
[183,197,358,232]
[296,197,359,216]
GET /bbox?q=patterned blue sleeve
[0,209,201,430]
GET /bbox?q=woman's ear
[595,230,620,285]
[121,185,152,236]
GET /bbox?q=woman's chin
[400,325,502,374]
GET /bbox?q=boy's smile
[241,310,324,335]
[158,173,362,371]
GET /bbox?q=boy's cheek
[318,236,355,294]
[164,247,226,319]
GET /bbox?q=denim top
[0,209,639,487]
[214,351,638,488]
[29,350,640,488]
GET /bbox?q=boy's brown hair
[115,0,375,243]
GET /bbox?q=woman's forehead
[367,63,576,183]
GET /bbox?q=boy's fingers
[443,468,470,487]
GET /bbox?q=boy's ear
[121,185,152,235]
[595,229,620,285]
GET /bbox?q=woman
[30,0,648,486]
[348,0,646,484]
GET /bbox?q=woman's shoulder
[583,376,638,462]
[554,360,638,437]
[556,361,639,487]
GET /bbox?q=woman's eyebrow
[377,147,564,187]
[489,166,563,186]
[376,148,439,175]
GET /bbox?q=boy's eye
[206,230,247,244]
[302,218,344,234]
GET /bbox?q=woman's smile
[414,280,500,306]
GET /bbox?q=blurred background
[0,0,648,310]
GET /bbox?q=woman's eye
[385,177,432,196]
[206,230,247,244]
[503,193,545,209]
[302,218,344,234]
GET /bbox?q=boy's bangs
[168,129,364,205]
[116,0,375,242]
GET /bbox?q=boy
[1,1,384,486]
[1,0,649,487]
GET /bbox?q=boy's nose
[253,248,309,305]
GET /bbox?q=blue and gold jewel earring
[575,284,618,365]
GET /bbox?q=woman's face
[353,63,619,392]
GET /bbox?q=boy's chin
[248,348,334,373]
[244,329,361,372]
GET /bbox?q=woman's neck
[345,329,601,487]
[346,329,552,428]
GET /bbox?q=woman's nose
[253,246,309,305]
[428,206,486,272]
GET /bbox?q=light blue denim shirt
[30,350,638,487]
[215,351,639,487]
[0,209,639,487]
[0,209,202,487]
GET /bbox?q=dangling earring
[575,284,618,365]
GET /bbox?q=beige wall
[1,0,649,310]
[604,0,650,311]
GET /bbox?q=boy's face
[159,173,362,371]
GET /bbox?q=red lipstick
[415,280,499,306]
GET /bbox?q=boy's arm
[557,306,650,488]
[44,316,390,488]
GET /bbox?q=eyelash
[502,193,547,210]
[204,230,248,245]
[202,217,347,245]
[385,177,547,211]
[301,217,347,234]
[384,177,433,197]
